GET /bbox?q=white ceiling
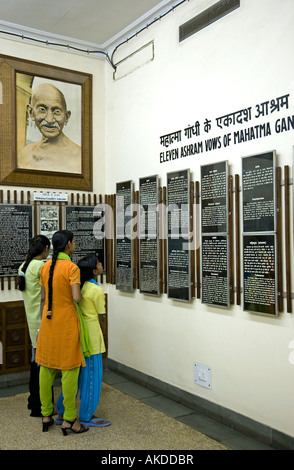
[0,0,184,57]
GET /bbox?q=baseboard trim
[106,358,294,450]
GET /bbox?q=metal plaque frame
[139,175,160,296]
[116,180,134,292]
[167,169,191,302]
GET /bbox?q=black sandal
[42,415,54,432]
[61,419,89,436]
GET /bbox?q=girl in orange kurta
[36,230,88,435]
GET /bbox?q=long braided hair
[47,230,74,319]
[17,235,50,291]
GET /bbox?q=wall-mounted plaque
[39,205,60,244]
[242,151,276,233]
[139,175,160,296]
[201,160,228,233]
[167,169,191,301]
[201,235,229,307]
[116,181,133,292]
[201,160,229,308]
[0,204,33,276]
[243,234,277,316]
[65,206,105,268]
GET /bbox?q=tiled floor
[0,368,275,450]
[102,369,275,451]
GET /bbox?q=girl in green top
[18,235,50,417]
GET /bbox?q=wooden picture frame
[0,54,92,190]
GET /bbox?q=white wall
[105,0,294,438]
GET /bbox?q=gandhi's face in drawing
[27,83,71,140]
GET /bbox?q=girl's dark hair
[47,230,74,319]
[77,254,98,287]
[17,235,50,291]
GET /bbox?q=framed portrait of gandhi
[0,54,92,190]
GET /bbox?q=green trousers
[39,366,79,422]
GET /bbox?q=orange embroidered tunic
[35,258,84,370]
